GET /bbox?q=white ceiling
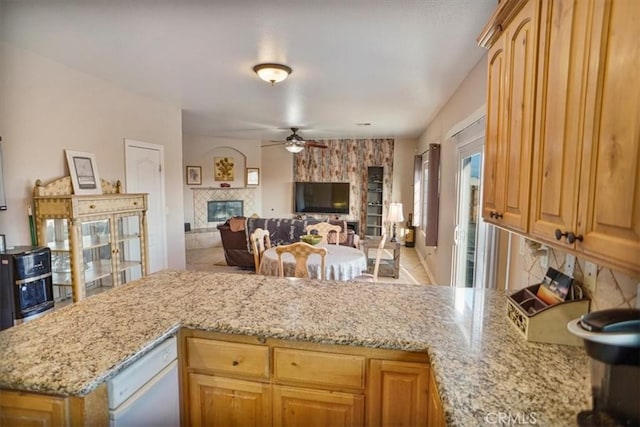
[1,0,495,142]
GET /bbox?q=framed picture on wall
[65,149,102,195]
[246,168,260,186]
[186,166,202,185]
[214,157,234,181]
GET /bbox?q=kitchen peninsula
[0,271,590,425]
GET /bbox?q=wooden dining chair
[249,228,271,273]
[353,234,387,282]
[275,241,328,279]
[304,222,342,245]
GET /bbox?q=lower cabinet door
[188,373,271,427]
[367,359,429,427]
[0,390,68,426]
[427,369,446,427]
[273,385,364,427]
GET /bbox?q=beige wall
[261,144,295,217]
[182,134,263,226]
[415,58,487,284]
[0,42,186,268]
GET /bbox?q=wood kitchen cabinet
[33,176,148,302]
[0,385,108,426]
[427,367,446,427]
[367,359,429,427]
[179,330,433,427]
[188,374,271,427]
[479,0,540,232]
[273,385,364,427]
[529,0,640,273]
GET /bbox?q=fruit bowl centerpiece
[300,234,323,246]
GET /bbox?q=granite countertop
[0,270,591,425]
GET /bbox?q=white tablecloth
[259,244,367,281]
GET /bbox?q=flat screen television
[294,182,350,214]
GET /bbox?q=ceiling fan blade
[305,140,328,148]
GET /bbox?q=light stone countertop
[0,270,591,426]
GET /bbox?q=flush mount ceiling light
[253,63,292,85]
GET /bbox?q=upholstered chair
[304,222,342,245]
[249,228,271,273]
[275,242,328,279]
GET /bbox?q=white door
[451,118,497,288]
[124,139,167,273]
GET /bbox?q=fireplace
[208,200,244,222]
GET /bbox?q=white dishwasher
[107,336,180,427]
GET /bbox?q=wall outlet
[564,254,576,277]
[540,252,549,269]
[583,261,597,292]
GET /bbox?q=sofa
[217,217,358,269]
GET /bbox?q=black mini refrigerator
[0,246,53,331]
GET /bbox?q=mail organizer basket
[507,284,590,346]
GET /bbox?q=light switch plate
[564,254,576,277]
[583,261,597,292]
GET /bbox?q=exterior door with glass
[452,130,496,288]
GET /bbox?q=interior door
[124,139,167,273]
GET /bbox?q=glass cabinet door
[81,219,113,296]
[116,214,143,283]
[43,218,72,301]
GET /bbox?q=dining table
[258,243,368,281]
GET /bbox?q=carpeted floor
[186,246,432,285]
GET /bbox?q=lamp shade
[387,203,404,222]
[253,63,292,84]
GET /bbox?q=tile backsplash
[515,238,638,311]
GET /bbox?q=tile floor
[186,245,432,285]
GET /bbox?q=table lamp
[387,202,404,242]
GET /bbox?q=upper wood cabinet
[529,0,640,274]
[480,0,540,232]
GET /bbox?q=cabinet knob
[133,202,138,206]
[554,229,568,241]
[490,211,503,219]
[232,360,239,366]
[89,204,96,209]
[567,232,583,244]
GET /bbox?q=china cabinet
[33,176,148,302]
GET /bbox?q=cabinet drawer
[76,196,145,216]
[187,338,269,379]
[274,348,365,390]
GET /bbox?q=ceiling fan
[268,128,328,153]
